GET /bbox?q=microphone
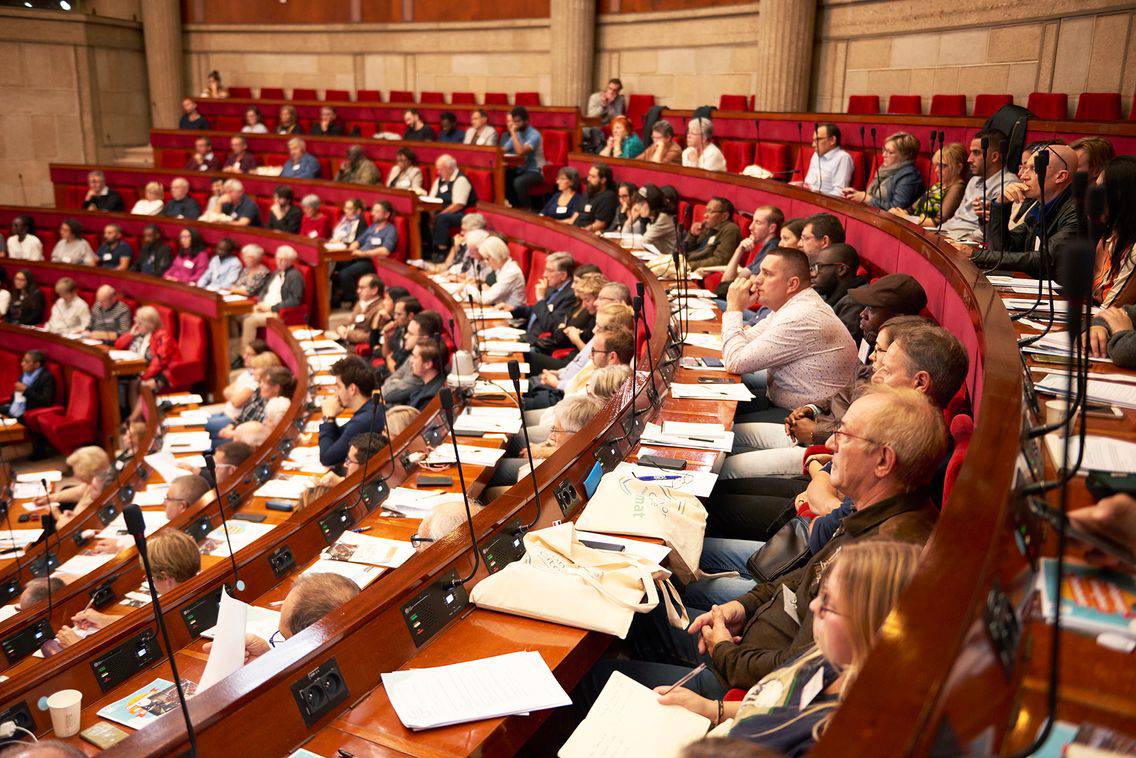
[869,128,881,205]
[447,317,458,360]
[935,131,947,234]
[124,505,198,756]
[636,282,658,403]
[39,513,56,632]
[437,389,480,588]
[978,136,990,254]
[858,125,865,150]
[358,390,391,511]
[202,453,245,593]
[793,122,804,181]
[466,293,483,365]
[507,361,542,534]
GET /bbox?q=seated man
[810,243,869,337]
[425,154,477,260]
[96,224,134,270]
[412,498,485,551]
[280,137,321,179]
[163,177,202,219]
[339,201,398,303]
[187,136,222,173]
[335,145,380,185]
[310,106,344,137]
[45,277,91,335]
[722,247,858,413]
[17,577,65,611]
[938,129,1018,243]
[796,123,855,196]
[266,186,303,234]
[501,106,546,207]
[685,197,741,270]
[334,274,385,344]
[796,212,845,263]
[374,296,422,375]
[315,432,386,489]
[524,327,634,412]
[198,440,254,488]
[520,252,579,341]
[220,179,263,227]
[1,350,55,419]
[834,272,928,352]
[589,386,945,699]
[403,109,436,142]
[238,245,305,350]
[161,474,212,521]
[712,205,784,302]
[436,112,464,143]
[586,78,625,124]
[179,97,209,130]
[573,163,619,233]
[404,338,447,410]
[83,287,133,343]
[82,170,124,212]
[380,310,443,405]
[222,135,257,174]
[971,143,1082,277]
[319,356,382,467]
[229,573,361,660]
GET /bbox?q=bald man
[162,177,201,219]
[84,285,133,343]
[971,143,1084,278]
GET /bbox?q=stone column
[140,0,184,129]
[753,0,816,112]
[549,0,595,110]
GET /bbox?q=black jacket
[253,267,305,312]
[523,282,579,343]
[827,274,872,341]
[135,243,174,277]
[407,373,444,410]
[972,188,1084,278]
[22,368,56,411]
[84,190,124,213]
[7,289,45,325]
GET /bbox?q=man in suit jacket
[334,274,385,345]
[238,245,306,351]
[1,351,54,418]
[520,252,579,342]
[319,357,382,468]
[404,339,446,411]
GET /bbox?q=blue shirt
[746,236,780,275]
[280,152,321,179]
[501,125,545,174]
[197,255,244,291]
[540,192,583,221]
[358,222,398,254]
[8,367,41,417]
[97,240,133,268]
[319,402,383,467]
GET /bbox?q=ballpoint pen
[636,474,681,481]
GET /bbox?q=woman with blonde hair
[843,132,924,211]
[467,236,526,309]
[35,446,113,525]
[588,363,631,402]
[384,405,419,440]
[130,182,165,216]
[891,142,967,226]
[656,540,922,755]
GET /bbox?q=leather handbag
[745,516,811,584]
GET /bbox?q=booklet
[1036,558,1136,638]
[97,678,198,730]
[322,531,415,569]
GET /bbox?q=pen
[687,437,719,443]
[636,475,681,481]
[352,526,371,533]
[662,663,707,695]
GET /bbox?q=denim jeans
[683,538,760,608]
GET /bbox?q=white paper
[681,332,723,351]
[158,393,204,406]
[0,529,43,550]
[253,477,315,500]
[98,510,168,539]
[473,379,528,396]
[1034,373,1136,409]
[1043,433,1136,475]
[15,471,63,484]
[479,362,529,374]
[0,605,20,623]
[575,529,672,564]
[322,531,416,568]
[291,329,325,340]
[197,589,248,692]
[132,485,170,507]
[669,383,754,401]
[424,444,506,467]
[161,431,213,447]
[640,422,734,452]
[306,354,343,371]
[300,340,347,355]
[52,552,116,580]
[616,461,719,499]
[660,421,728,438]
[12,482,48,500]
[385,488,463,516]
[453,407,522,435]
[480,340,530,354]
[109,350,143,362]
[559,671,709,758]
[382,651,571,731]
[202,604,280,642]
[463,307,513,320]
[478,326,526,340]
[302,559,383,589]
[200,521,276,556]
[311,374,336,386]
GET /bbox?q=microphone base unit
[360,479,391,512]
[554,480,581,518]
[26,552,59,579]
[181,586,225,639]
[401,569,469,647]
[1,619,53,664]
[480,520,526,573]
[319,507,357,544]
[90,629,162,692]
[0,579,19,605]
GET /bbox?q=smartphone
[698,377,733,384]
[700,357,725,368]
[638,454,687,471]
[1083,402,1123,419]
[1085,471,1136,499]
[264,500,295,512]
[81,722,130,749]
[1031,353,1075,367]
[417,475,454,487]
[1028,499,1136,567]
[680,357,701,369]
[233,512,268,523]
[580,539,626,552]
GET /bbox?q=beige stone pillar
[140,0,184,128]
[549,0,595,110]
[754,0,816,112]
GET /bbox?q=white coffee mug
[452,350,475,377]
[1045,398,1069,431]
[46,688,83,738]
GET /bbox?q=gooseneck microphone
[793,122,804,182]
[869,128,882,206]
[40,513,56,633]
[124,504,198,756]
[978,136,990,254]
[437,389,480,588]
[936,130,946,235]
[202,454,244,593]
[507,360,542,533]
[466,293,483,366]
[636,282,657,402]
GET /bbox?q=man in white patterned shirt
[722,247,858,412]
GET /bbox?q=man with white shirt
[939,129,1018,242]
[45,278,91,335]
[722,247,858,412]
[798,123,855,196]
[681,118,727,172]
[6,216,43,260]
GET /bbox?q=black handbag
[745,516,811,583]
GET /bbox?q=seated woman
[622,184,676,256]
[5,269,45,325]
[299,194,332,240]
[211,365,294,445]
[34,446,112,526]
[130,182,165,215]
[210,347,281,433]
[330,198,366,246]
[51,218,96,265]
[641,120,682,164]
[196,237,243,291]
[118,418,155,464]
[842,132,924,211]
[426,212,487,275]
[1090,305,1136,368]
[600,115,645,160]
[890,142,967,227]
[119,305,181,415]
[134,223,174,276]
[241,105,268,133]
[1091,156,1136,308]
[6,215,42,260]
[653,541,921,757]
[164,228,211,284]
[466,236,526,309]
[386,147,424,192]
[541,167,584,224]
[229,243,272,298]
[199,178,228,221]
[276,104,301,135]
[609,181,638,232]
[200,69,229,98]
[533,272,603,357]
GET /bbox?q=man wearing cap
[835,273,928,349]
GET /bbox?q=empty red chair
[627,94,655,130]
[515,92,541,106]
[525,250,548,302]
[229,86,252,99]
[420,91,445,104]
[389,90,413,103]
[34,370,98,455]
[847,95,880,114]
[929,94,966,116]
[451,92,477,105]
[973,94,1013,118]
[260,87,285,100]
[357,89,383,102]
[756,142,792,180]
[1027,92,1068,120]
[718,94,748,111]
[166,313,207,390]
[292,88,318,101]
[484,92,509,105]
[325,89,352,102]
[1074,92,1122,121]
[719,140,755,173]
[887,95,922,115]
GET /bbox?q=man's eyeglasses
[831,420,881,447]
[410,535,435,547]
[268,629,283,648]
[809,262,838,275]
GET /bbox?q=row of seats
[0,350,96,454]
[846,91,1135,120]
[226,87,542,106]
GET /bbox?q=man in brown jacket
[579,385,946,702]
[333,274,384,344]
[684,197,742,270]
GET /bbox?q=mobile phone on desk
[417,474,454,487]
[1085,471,1136,499]
[1028,498,1136,568]
[264,500,295,512]
[1031,353,1075,367]
[638,454,686,470]
[233,512,268,523]
[697,377,732,384]
[1082,402,1123,419]
[700,357,724,368]
[580,538,626,552]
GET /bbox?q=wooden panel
[359,0,403,22]
[408,0,549,21]
[599,0,750,12]
[196,0,355,24]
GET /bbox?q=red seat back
[515,92,541,106]
[756,142,792,179]
[719,140,754,173]
[0,351,19,404]
[292,88,318,101]
[229,86,252,99]
[420,91,445,104]
[973,94,1013,118]
[542,130,570,166]
[718,95,748,111]
[942,414,974,506]
[507,242,531,279]
[259,87,285,100]
[929,94,966,116]
[357,89,383,102]
[627,94,655,130]
[1027,92,1068,120]
[389,90,413,103]
[526,250,548,302]
[64,370,98,426]
[484,92,509,106]
[451,92,477,105]
[887,95,922,115]
[847,95,880,115]
[325,89,352,102]
[1074,92,1122,121]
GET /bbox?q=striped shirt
[88,301,133,339]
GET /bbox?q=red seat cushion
[292,88,318,101]
[325,89,352,102]
[389,90,413,103]
[627,94,655,131]
[451,92,477,105]
[973,94,1013,118]
[357,89,383,102]
[718,94,748,111]
[515,92,541,106]
[929,94,967,116]
[229,86,252,99]
[756,142,792,180]
[847,95,880,115]
[720,140,754,173]
[942,414,974,507]
[484,93,509,106]
[420,92,445,104]
[1074,92,1122,121]
[525,250,548,302]
[260,87,285,100]
[887,95,922,115]
[166,312,208,391]
[37,369,98,454]
[1027,92,1069,120]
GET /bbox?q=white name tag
[184,259,195,268]
[799,667,824,710]
[782,584,799,622]
[584,204,592,212]
[556,206,567,213]
[354,314,365,323]
[708,235,717,245]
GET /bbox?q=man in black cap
[833,272,928,347]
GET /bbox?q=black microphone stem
[203,454,243,593]
[507,361,542,533]
[438,390,480,587]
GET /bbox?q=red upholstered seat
[292,88,318,101]
[942,414,974,506]
[718,94,748,111]
[467,170,494,204]
[526,250,548,302]
[34,369,98,454]
[451,92,477,105]
[973,94,1013,118]
[626,94,655,131]
[419,92,445,104]
[259,87,285,100]
[1131,94,1136,120]
[930,94,967,116]
[0,351,20,404]
[1027,92,1068,120]
[357,89,383,102]
[887,95,922,115]
[756,142,792,180]
[166,313,208,391]
[21,363,65,436]
[389,90,413,103]
[325,89,352,102]
[484,92,509,105]
[515,92,541,106]
[507,242,531,279]
[229,86,252,99]
[720,140,755,173]
[276,264,316,326]
[152,304,179,339]
[847,95,880,114]
[1074,92,1122,121]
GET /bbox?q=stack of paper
[15,470,63,484]
[385,488,462,517]
[382,651,571,731]
[425,444,506,467]
[52,552,116,580]
[473,379,527,396]
[161,431,213,454]
[481,340,531,354]
[158,393,204,406]
[480,362,529,374]
[98,510,168,539]
[311,374,336,386]
[200,521,276,556]
[307,354,343,371]
[253,477,315,501]
[669,383,753,401]
[132,485,170,507]
[453,406,522,435]
[1043,433,1136,474]
[145,451,187,483]
[291,328,325,340]
[109,350,143,362]
[465,307,515,321]
[615,461,718,498]
[0,529,43,551]
[478,326,526,340]
[322,530,415,568]
[1034,374,1136,409]
[682,332,723,351]
[162,410,212,428]
[11,481,48,500]
[302,559,383,589]
[300,340,347,355]
[0,606,20,623]
[640,422,734,453]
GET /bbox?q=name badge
[799,667,825,710]
[354,314,365,323]
[584,204,592,212]
[308,231,318,238]
[782,584,799,623]
[184,259,195,268]
[708,235,717,245]
[102,253,113,262]
[556,206,567,213]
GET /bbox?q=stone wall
[0,7,149,207]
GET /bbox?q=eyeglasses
[268,629,283,648]
[831,420,881,447]
[809,262,838,275]
[816,590,843,619]
[410,535,435,547]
